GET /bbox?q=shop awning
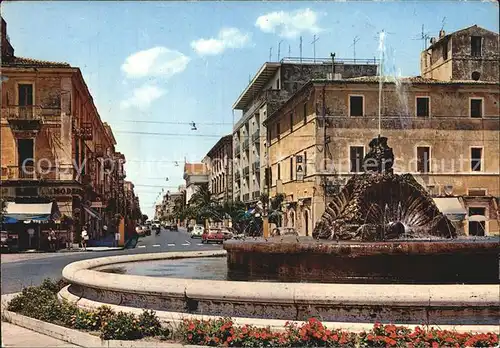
[433,198,467,219]
[2,202,61,223]
[83,206,102,220]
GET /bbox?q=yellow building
[265,25,499,237]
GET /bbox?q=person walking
[48,229,57,251]
[114,230,120,247]
[81,226,89,251]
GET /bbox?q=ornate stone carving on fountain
[313,137,456,241]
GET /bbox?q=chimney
[439,29,446,39]
[1,16,15,59]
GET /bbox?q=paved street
[1,227,221,294]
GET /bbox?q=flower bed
[5,279,499,347]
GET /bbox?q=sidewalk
[1,321,79,347]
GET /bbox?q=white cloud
[120,84,166,110]
[255,8,324,39]
[191,28,251,56]
[121,47,190,79]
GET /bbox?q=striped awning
[3,202,61,223]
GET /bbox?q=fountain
[57,31,498,327]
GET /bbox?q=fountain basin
[59,250,500,326]
[224,237,499,284]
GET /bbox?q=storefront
[2,202,61,251]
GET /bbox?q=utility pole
[350,36,360,62]
[311,35,319,62]
[299,36,303,63]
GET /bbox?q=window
[277,163,281,180]
[277,122,281,140]
[468,188,487,196]
[276,78,280,89]
[470,147,483,172]
[417,146,431,173]
[303,103,307,125]
[416,97,430,117]
[17,138,34,179]
[471,36,482,57]
[468,207,486,236]
[349,96,364,117]
[290,157,293,180]
[18,84,34,106]
[289,112,293,132]
[442,41,448,61]
[349,146,364,173]
[470,98,483,118]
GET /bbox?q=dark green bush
[7,286,61,322]
[100,311,143,340]
[138,310,163,337]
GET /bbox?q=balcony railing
[243,166,250,176]
[235,144,241,156]
[252,191,260,200]
[243,139,249,151]
[3,105,61,121]
[242,193,250,202]
[3,165,62,180]
[235,170,241,181]
[252,130,260,143]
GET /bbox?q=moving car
[152,221,161,231]
[201,227,234,244]
[190,225,204,238]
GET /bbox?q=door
[18,84,34,119]
[17,138,34,179]
[468,207,486,236]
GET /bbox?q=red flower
[432,342,439,348]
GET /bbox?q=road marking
[153,244,161,247]
[138,245,146,248]
[167,243,176,247]
[181,243,190,246]
[196,243,204,246]
[185,240,192,245]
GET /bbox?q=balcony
[235,144,241,157]
[2,165,61,180]
[235,170,241,181]
[252,161,260,172]
[242,139,249,152]
[243,166,250,177]
[242,193,250,202]
[252,129,260,143]
[252,191,260,200]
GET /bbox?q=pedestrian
[114,230,120,247]
[48,228,57,251]
[81,226,89,251]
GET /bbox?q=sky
[2,0,498,217]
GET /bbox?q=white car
[190,225,204,238]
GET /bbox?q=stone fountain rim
[61,250,499,307]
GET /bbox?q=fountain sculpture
[313,136,456,241]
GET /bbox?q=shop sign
[39,186,83,197]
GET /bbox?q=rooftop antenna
[269,47,272,62]
[412,24,430,50]
[299,36,303,63]
[278,40,284,61]
[311,35,320,62]
[441,16,446,31]
[288,44,291,57]
[350,36,360,63]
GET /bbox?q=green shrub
[7,286,61,322]
[100,311,143,340]
[138,310,163,337]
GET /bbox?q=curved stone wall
[60,251,500,325]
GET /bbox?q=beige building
[202,135,233,203]
[265,25,499,237]
[183,162,208,205]
[232,58,378,205]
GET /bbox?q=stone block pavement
[1,322,79,347]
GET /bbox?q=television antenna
[349,36,360,62]
[311,35,320,62]
[299,36,303,63]
[412,24,431,50]
[269,47,272,62]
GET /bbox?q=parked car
[190,225,204,238]
[164,222,172,230]
[135,225,145,236]
[171,224,178,231]
[201,228,225,244]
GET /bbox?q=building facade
[183,162,208,205]
[232,58,378,205]
[203,135,233,203]
[265,25,499,237]
[0,17,137,248]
